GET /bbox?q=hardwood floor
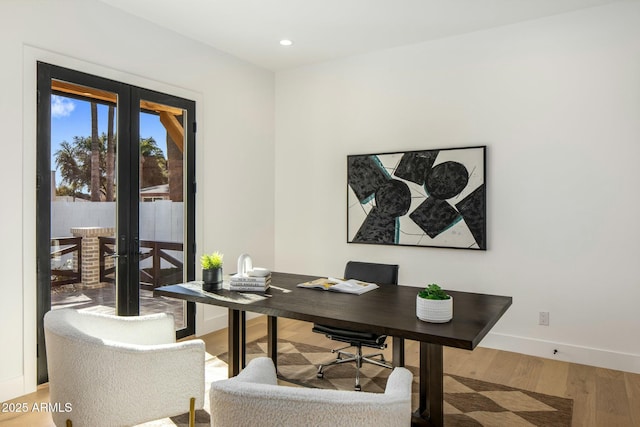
[2,316,639,426]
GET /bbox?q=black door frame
[36,62,196,383]
[134,86,196,339]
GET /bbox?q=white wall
[0,0,274,401]
[275,3,640,373]
[4,0,639,404]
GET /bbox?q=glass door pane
[39,64,195,384]
[138,99,187,330]
[50,81,118,315]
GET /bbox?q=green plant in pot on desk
[416,284,453,323]
[201,251,224,291]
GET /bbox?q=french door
[36,63,196,383]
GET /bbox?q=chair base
[317,344,393,391]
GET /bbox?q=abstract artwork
[347,146,486,250]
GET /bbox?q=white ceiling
[99,0,625,71]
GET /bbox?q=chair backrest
[44,309,204,427]
[209,357,413,427]
[45,308,176,346]
[344,261,399,285]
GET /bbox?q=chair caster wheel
[355,385,361,391]
[317,372,324,379]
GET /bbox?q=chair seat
[312,324,385,347]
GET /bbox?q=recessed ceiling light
[279,39,293,47]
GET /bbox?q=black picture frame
[347,146,486,250]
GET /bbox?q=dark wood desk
[155,272,511,427]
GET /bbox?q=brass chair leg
[189,397,196,427]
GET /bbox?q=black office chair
[312,261,400,391]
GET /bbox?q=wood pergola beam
[52,79,185,153]
[159,111,184,153]
[51,80,184,116]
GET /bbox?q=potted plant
[201,251,224,291]
[416,284,453,323]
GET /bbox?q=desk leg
[413,342,444,427]
[228,309,244,377]
[241,311,246,368]
[267,316,278,372]
[392,337,405,367]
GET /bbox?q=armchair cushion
[44,309,205,427]
[209,357,413,427]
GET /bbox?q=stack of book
[229,273,271,291]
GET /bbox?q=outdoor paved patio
[51,283,186,329]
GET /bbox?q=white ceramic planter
[416,295,453,323]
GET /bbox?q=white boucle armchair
[44,308,205,427]
[209,357,413,427]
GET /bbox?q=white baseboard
[195,305,264,337]
[0,376,26,403]
[481,332,640,374]
[193,314,640,375]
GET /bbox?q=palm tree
[106,105,115,201]
[55,135,105,199]
[55,132,164,198]
[54,141,83,200]
[140,136,165,158]
[140,137,168,188]
[55,184,78,197]
[90,102,101,201]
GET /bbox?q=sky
[50,94,167,187]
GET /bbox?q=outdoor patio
[51,283,186,329]
[50,224,187,329]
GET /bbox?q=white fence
[51,201,185,268]
[52,200,184,242]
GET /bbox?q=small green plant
[201,251,224,270]
[418,284,450,300]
